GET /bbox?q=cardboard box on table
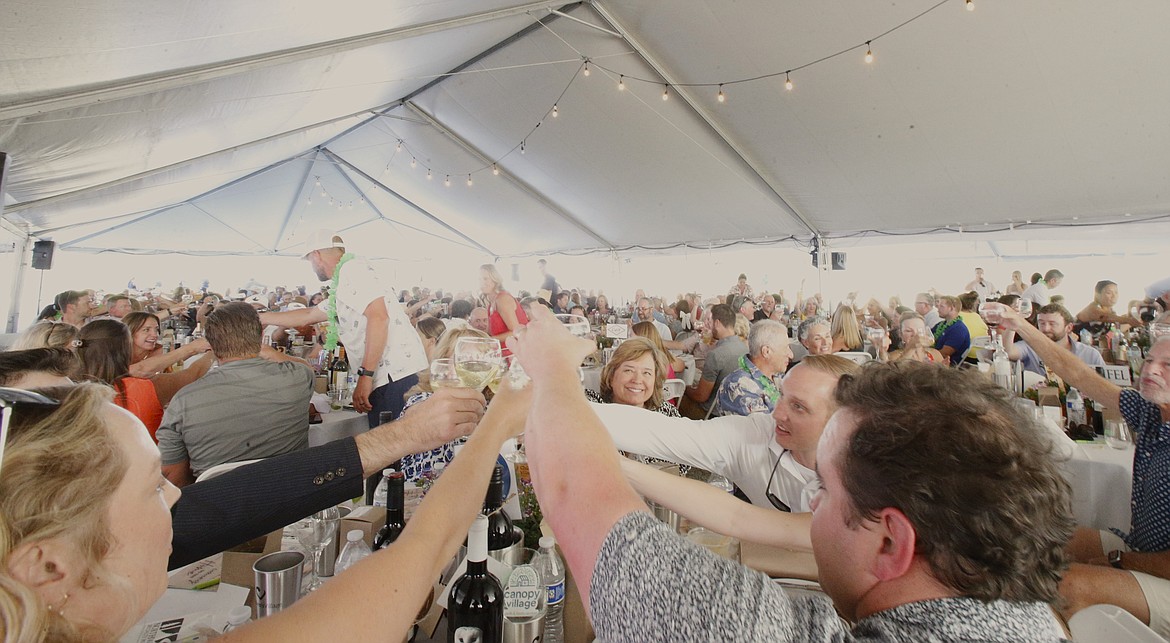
[219,529,284,609]
[341,505,386,548]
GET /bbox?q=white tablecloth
[308,409,370,447]
[1064,438,1134,532]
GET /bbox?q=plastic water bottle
[532,536,566,643]
[372,468,393,507]
[222,605,252,633]
[1066,387,1086,428]
[335,530,372,574]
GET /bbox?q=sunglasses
[0,387,61,478]
[765,452,791,512]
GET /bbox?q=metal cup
[253,551,305,618]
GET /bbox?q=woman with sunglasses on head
[0,377,529,642]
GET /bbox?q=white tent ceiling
[2,0,1169,261]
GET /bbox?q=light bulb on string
[444,175,451,187]
[864,42,873,64]
[492,164,500,176]
[618,75,626,91]
[583,60,590,77]
[662,84,669,101]
[521,140,526,154]
[427,169,433,180]
[395,140,403,152]
[467,174,473,187]
[966,0,974,10]
[320,188,327,197]
[717,84,725,103]
[785,72,793,91]
[307,197,312,205]
[552,104,559,118]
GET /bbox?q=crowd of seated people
[3,267,1170,641]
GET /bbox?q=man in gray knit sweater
[511,306,1074,642]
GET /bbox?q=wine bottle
[373,470,405,550]
[483,464,516,555]
[448,515,503,643]
[330,346,349,394]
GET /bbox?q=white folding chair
[1068,604,1165,642]
[835,351,873,365]
[195,459,263,483]
[662,378,686,405]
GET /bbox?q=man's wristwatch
[356,367,376,378]
[1108,549,1124,569]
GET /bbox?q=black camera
[1139,304,1158,324]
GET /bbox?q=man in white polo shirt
[260,229,427,427]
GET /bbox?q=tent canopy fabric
[2,0,1168,260]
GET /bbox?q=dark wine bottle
[373,470,405,550]
[483,464,516,554]
[448,515,503,643]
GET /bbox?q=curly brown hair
[833,361,1073,603]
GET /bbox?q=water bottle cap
[347,529,364,541]
[539,535,556,549]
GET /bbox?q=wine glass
[452,337,504,391]
[555,314,592,339]
[429,358,462,390]
[979,301,1004,327]
[301,507,340,593]
[1015,298,1032,319]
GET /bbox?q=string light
[521,140,526,154]
[427,169,432,180]
[444,175,451,187]
[785,72,793,91]
[467,174,473,187]
[966,0,974,10]
[618,75,625,91]
[410,157,416,169]
[307,197,312,205]
[662,84,669,101]
[552,104,559,118]
[583,60,590,77]
[395,140,403,152]
[492,164,500,176]
[717,84,725,103]
[864,42,873,64]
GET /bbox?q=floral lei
[324,252,355,351]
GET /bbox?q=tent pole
[5,233,30,333]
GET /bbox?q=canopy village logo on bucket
[503,564,545,620]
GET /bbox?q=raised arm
[224,381,526,642]
[619,458,811,551]
[258,306,329,329]
[509,306,648,609]
[129,338,211,378]
[997,303,1121,409]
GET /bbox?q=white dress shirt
[591,402,817,511]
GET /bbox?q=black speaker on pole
[831,252,847,271]
[32,240,55,270]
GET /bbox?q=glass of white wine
[453,337,504,391]
[555,314,592,339]
[430,358,462,390]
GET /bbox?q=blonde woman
[11,321,79,351]
[829,305,863,352]
[478,263,528,344]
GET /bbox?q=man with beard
[259,230,426,426]
[998,304,1170,637]
[1000,303,1104,375]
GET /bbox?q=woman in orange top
[76,320,213,441]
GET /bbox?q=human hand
[405,387,486,444]
[506,305,595,383]
[352,375,374,413]
[187,338,212,353]
[479,375,533,439]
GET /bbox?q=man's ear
[6,538,79,593]
[872,507,917,581]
